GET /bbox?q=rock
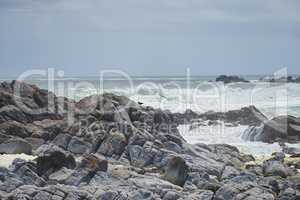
[0,105,30,123]
[0,121,31,138]
[279,187,300,200]
[214,181,275,200]
[128,144,158,168]
[181,190,214,200]
[24,137,44,150]
[199,106,267,126]
[262,159,296,178]
[52,133,72,150]
[254,115,300,143]
[48,167,74,183]
[221,165,240,180]
[0,138,32,154]
[64,154,108,186]
[35,144,76,177]
[216,75,249,84]
[163,156,189,187]
[67,136,91,154]
[97,129,127,157]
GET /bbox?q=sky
[0,0,300,77]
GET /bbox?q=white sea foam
[0,154,36,168]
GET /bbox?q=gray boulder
[67,136,91,154]
[35,144,76,177]
[0,138,32,154]
[163,156,189,187]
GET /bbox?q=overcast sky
[1,0,300,76]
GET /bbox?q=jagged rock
[0,138,32,154]
[67,136,91,154]
[214,181,275,200]
[97,129,127,157]
[64,154,108,186]
[221,165,240,180]
[163,156,189,187]
[128,144,158,168]
[35,145,76,177]
[262,159,296,178]
[245,115,300,143]
[0,121,31,138]
[0,105,30,123]
[48,167,74,183]
[52,133,72,150]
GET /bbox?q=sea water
[4,75,300,156]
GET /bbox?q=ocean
[3,75,300,156]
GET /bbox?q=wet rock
[0,138,32,154]
[163,156,189,187]
[260,115,300,143]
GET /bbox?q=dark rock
[0,105,30,123]
[0,138,32,154]
[67,136,91,154]
[52,133,72,150]
[35,144,76,177]
[216,75,249,84]
[0,121,31,138]
[64,154,108,186]
[163,156,189,187]
[248,115,300,143]
[214,181,275,200]
[97,129,127,157]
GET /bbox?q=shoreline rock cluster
[0,81,299,200]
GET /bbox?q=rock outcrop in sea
[0,81,299,200]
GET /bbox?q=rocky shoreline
[0,81,300,200]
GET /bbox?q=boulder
[214,181,275,200]
[221,165,240,180]
[163,156,189,187]
[262,159,296,178]
[67,136,91,154]
[52,133,72,150]
[35,144,76,177]
[65,154,108,186]
[97,130,127,157]
[0,105,30,123]
[216,75,249,84]
[246,115,300,143]
[0,121,31,138]
[0,138,32,154]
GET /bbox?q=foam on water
[18,78,300,156]
[178,123,300,156]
